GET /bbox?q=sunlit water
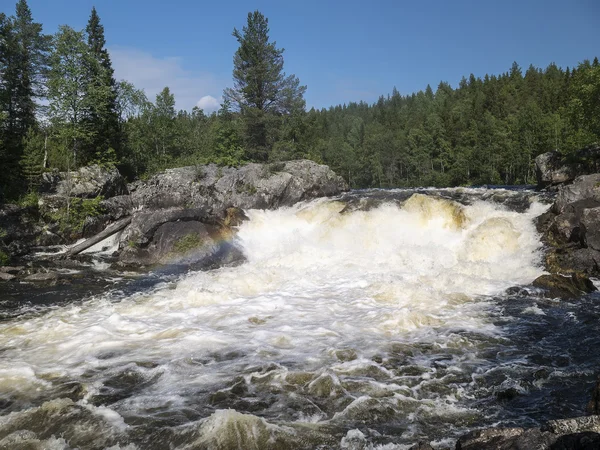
[1,188,600,449]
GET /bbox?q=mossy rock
[532,273,597,299]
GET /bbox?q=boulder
[40,165,128,199]
[535,151,581,188]
[537,173,600,278]
[100,195,133,220]
[23,271,59,283]
[457,416,600,450]
[532,273,597,299]
[581,207,600,251]
[118,207,244,267]
[535,145,600,189]
[553,174,600,214]
[0,272,16,281]
[588,377,600,415]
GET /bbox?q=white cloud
[196,95,221,113]
[109,46,226,112]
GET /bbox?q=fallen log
[64,216,131,257]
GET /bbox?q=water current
[1,188,600,449]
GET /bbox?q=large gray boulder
[40,165,128,199]
[130,160,348,215]
[535,151,581,188]
[538,174,600,277]
[118,207,244,267]
[535,144,600,189]
[554,173,600,213]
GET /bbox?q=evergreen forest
[1,1,599,202]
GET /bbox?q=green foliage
[0,249,9,266]
[18,191,39,208]
[20,128,46,191]
[48,196,105,236]
[173,233,204,254]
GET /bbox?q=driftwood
[65,216,131,257]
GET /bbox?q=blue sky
[13,0,600,112]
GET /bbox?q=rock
[457,416,600,449]
[118,207,244,267]
[408,442,435,450]
[23,271,59,282]
[553,174,600,214]
[532,273,597,299]
[0,203,40,258]
[0,272,16,281]
[546,248,600,276]
[0,266,24,274]
[100,195,133,220]
[587,377,600,415]
[40,165,128,199]
[581,207,600,251]
[535,145,600,189]
[535,151,581,188]
[130,160,348,215]
[120,208,210,248]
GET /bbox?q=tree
[85,7,120,159]
[223,10,306,158]
[0,1,48,198]
[47,26,97,166]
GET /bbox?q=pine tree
[85,7,120,162]
[223,11,306,160]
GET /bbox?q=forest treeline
[1,1,599,202]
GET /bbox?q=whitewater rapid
[0,190,570,449]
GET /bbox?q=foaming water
[3,189,598,449]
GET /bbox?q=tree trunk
[65,217,132,257]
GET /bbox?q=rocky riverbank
[0,160,348,278]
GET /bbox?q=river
[1,188,599,449]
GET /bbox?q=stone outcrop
[116,160,347,267]
[535,144,600,189]
[40,165,128,199]
[0,160,347,269]
[536,174,600,278]
[129,159,347,215]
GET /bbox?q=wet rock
[0,272,16,281]
[457,427,555,449]
[0,266,24,274]
[457,416,600,450]
[532,273,597,299]
[581,207,600,251]
[408,443,435,450]
[23,271,59,283]
[495,387,521,401]
[587,377,600,414]
[40,165,128,199]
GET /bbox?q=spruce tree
[85,7,119,162]
[0,1,48,199]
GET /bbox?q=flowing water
[1,188,600,450]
